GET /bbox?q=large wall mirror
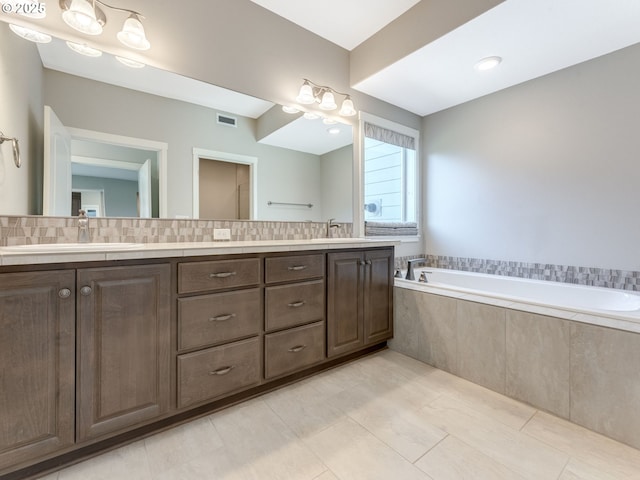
[3,29,354,222]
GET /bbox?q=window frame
[355,112,420,240]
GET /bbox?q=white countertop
[0,238,399,266]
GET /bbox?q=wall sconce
[0,132,22,168]
[291,79,357,118]
[59,0,151,50]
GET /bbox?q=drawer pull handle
[288,345,307,353]
[209,366,234,376]
[288,265,307,271]
[209,271,237,279]
[287,301,306,308]
[209,313,236,322]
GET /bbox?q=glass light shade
[117,14,150,50]
[66,41,102,57]
[282,105,300,114]
[8,24,51,43]
[322,117,337,125]
[303,111,319,120]
[339,97,357,116]
[296,82,315,104]
[62,0,103,35]
[319,91,337,110]
[115,56,145,68]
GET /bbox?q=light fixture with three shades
[287,79,357,119]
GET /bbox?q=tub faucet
[405,258,426,281]
[78,209,90,243]
[327,218,341,238]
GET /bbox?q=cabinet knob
[58,288,71,299]
[209,271,236,279]
[80,286,92,296]
[209,313,236,322]
[209,366,234,376]
[288,345,307,353]
[366,260,372,265]
[359,260,366,266]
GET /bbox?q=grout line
[519,409,539,432]
[412,433,449,465]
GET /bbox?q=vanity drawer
[265,254,324,284]
[264,321,325,379]
[177,337,261,408]
[178,258,261,294]
[265,280,324,332]
[178,288,262,351]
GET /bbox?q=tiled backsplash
[395,254,640,292]
[0,215,353,245]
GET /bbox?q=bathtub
[391,267,640,449]
[395,267,640,331]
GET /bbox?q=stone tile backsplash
[0,215,353,245]
[395,254,640,292]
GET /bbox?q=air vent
[217,113,237,127]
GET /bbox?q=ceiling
[252,0,640,116]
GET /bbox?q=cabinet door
[0,271,75,471]
[364,248,394,345]
[327,252,364,357]
[77,264,171,442]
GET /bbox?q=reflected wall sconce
[291,79,357,118]
[0,132,22,168]
[59,0,151,50]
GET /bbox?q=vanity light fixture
[60,0,151,50]
[66,40,102,57]
[474,56,502,71]
[8,23,51,43]
[115,55,145,68]
[293,79,357,118]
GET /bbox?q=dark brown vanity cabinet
[264,254,326,379]
[0,271,76,472]
[327,248,394,358]
[76,264,171,442]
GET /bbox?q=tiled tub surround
[394,254,640,291]
[0,215,353,245]
[390,277,640,450]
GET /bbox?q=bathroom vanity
[0,240,394,479]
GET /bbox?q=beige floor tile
[210,399,326,480]
[35,473,59,480]
[313,471,339,480]
[144,417,224,476]
[263,379,346,438]
[305,417,431,480]
[152,447,248,480]
[415,435,528,480]
[346,393,447,462]
[558,458,621,480]
[417,366,536,430]
[522,411,640,477]
[418,395,568,480]
[56,440,151,480]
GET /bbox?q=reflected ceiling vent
[217,113,237,127]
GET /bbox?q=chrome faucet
[327,218,341,238]
[405,258,427,281]
[77,209,90,243]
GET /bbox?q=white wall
[320,146,353,222]
[423,43,640,271]
[0,24,43,214]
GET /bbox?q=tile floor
[36,350,640,480]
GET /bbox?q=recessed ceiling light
[8,24,51,43]
[282,105,300,114]
[66,41,102,57]
[327,127,341,135]
[474,56,502,71]
[115,56,145,68]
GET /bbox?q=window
[362,116,419,236]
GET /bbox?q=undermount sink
[1,242,145,253]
